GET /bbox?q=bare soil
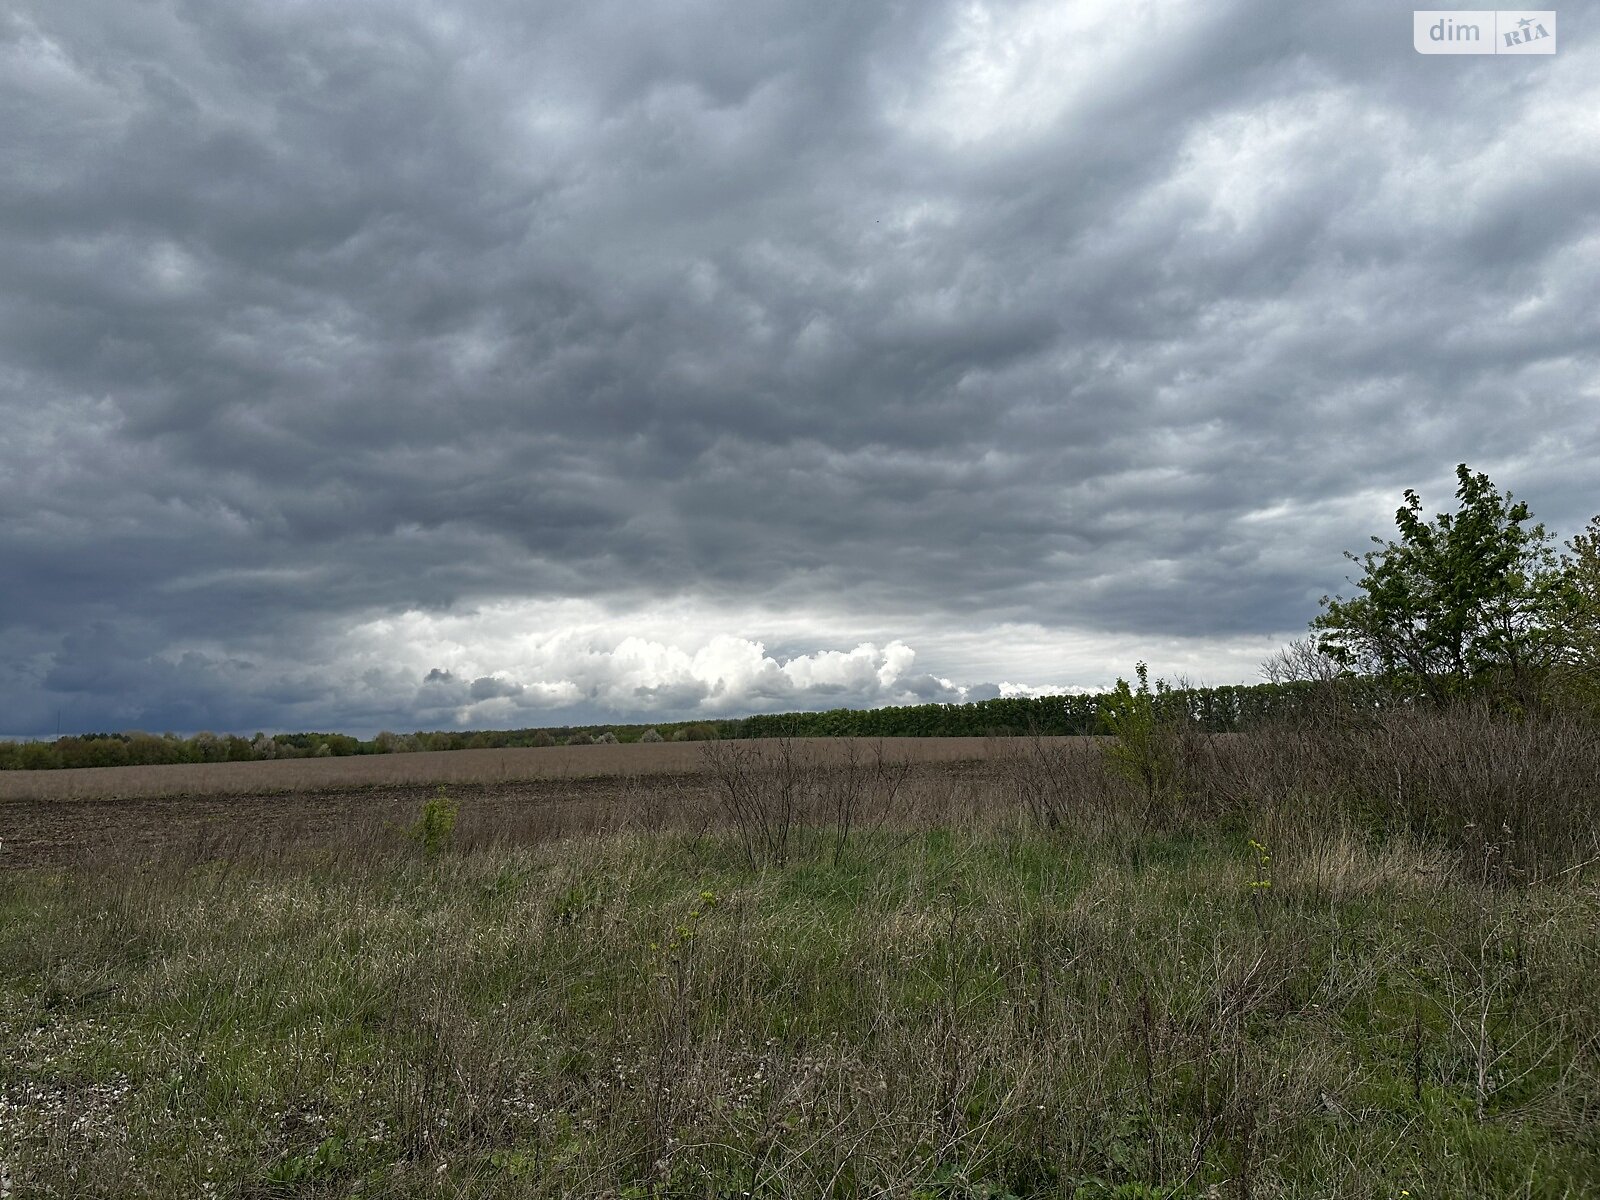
[0,777,648,870]
[0,738,1025,869]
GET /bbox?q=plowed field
[0,738,1045,868]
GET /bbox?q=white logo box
[1414,10,1556,53]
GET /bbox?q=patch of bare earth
[0,739,1029,870]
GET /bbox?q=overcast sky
[3,1,1597,737]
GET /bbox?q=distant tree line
[0,722,727,771]
[0,682,1393,771]
[728,681,1396,738]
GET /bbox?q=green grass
[2,824,1597,1198]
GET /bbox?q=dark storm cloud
[2,0,1597,734]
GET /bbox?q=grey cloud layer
[3,1,1597,734]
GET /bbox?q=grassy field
[2,721,1597,1198]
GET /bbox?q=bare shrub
[994,733,1109,834]
[1258,636,1370,735]
[699,738,913,868]
[1261,636,1346,687]
[1343,705,1600,884]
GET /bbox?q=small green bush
[409,787,457,857]
[1099,662,1184,826]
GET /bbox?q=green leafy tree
[1313,464,1566,705]
[1555,515,1600,710]
[1099,662,1183,822]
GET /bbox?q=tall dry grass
[994,705,1600,884]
